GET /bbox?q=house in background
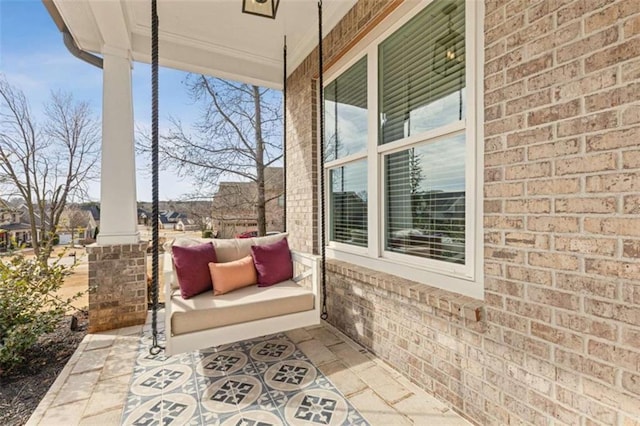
[47,0,640,423]
[212,167,284,238]
[0,200,46,250]
[58,206,98,245]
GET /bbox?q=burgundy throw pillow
[172,242,217,299]
[251,238,293,287]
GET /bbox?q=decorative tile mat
[122,331,370,425]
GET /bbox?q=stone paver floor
[27,312,471,425]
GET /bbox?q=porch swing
[148,0,329,356]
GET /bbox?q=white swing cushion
[169,279,314,336]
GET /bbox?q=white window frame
[321,0,484,299]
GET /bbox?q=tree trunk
[253,85,267,237]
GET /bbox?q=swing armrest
[291,250,321,299]
[163,252,175,297]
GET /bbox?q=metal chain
[318,0,328,321]
[283,36,287,233]
[150,0,163,356]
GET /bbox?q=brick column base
[87,242,148,333]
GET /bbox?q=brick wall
[287,0,640,424]
[87,243,148,333]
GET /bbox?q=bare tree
[0,77,99,262]
[142,76,283,236]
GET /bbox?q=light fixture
[433,3,464,75]
[242,0,280,19]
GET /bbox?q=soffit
[52,0,357,89]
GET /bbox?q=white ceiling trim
[53,0,358,87]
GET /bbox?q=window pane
[324,56,368,162]
[379,0,465,144]
[330,161,368,247]
[385,134,465,264]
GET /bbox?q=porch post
[87,50,147,333]
[97,50,139,245]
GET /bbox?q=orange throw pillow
[208,255,258,296]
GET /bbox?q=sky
[0,0,210,202]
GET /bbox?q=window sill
[326,258,485,323]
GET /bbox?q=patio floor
[26,311,471,425]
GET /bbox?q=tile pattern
[121,332,369,426]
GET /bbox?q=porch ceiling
[52,0,357,89]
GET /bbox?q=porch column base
[87,242,148,333]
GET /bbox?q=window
[323,0,481,298]
[324,56,368,249]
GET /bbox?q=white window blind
[330,161,368,247]
[379,0,465,145]
[385,134,465,264]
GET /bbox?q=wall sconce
[242,0,280,19]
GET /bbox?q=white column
[97,50,139,245]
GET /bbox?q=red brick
[555,197,617,214]
[485,182,524,198]
[527,99,581,126]
[485,277,524,298]
[503,329,551,360]
[557,27,618,63]
[557,111,618,137]
[623,195,640,214]
[527,61,581,91]
[528,139,580,160]
[557,384,618,423]
[504,200,551,214]
[506,265,553,286]
[506,54,553,83]
[529,252,579,271]
[622,105,640,125]
[485,247,525,264]
[485,114,526,137]
[527,21,581,58]
[585,217,640,237]
[588,340,640,371]
[585,38,640,73]
[527,216,579,232]
[556,311,618,341]
[585,298,640,326]
[586,258,640,281]
[505,89,552,116]
[527,178,580,195]
[555,152,617,175]
[528,286,580,310]
[531,322,583,350]
[505,161,551,180]
[485,148,525,166]
[623,239,640,258]
[505,298,552,322]
[505,231,549,249]
[554,68,618,102]
[486,13,526,45]
[555,349,616,384]
[554,236,616,255]
[622,371,640,396]
[587,127,640,151]
[506,125,553,147]
[586,83,640,113]
[622,326,640,350]
[586,172,640,192]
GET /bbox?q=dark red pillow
[251,238,293,287]
[172,243,217,299]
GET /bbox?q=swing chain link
[318,0,328,322]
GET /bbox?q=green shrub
[202,230,214,238]
[0,255,81,373]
